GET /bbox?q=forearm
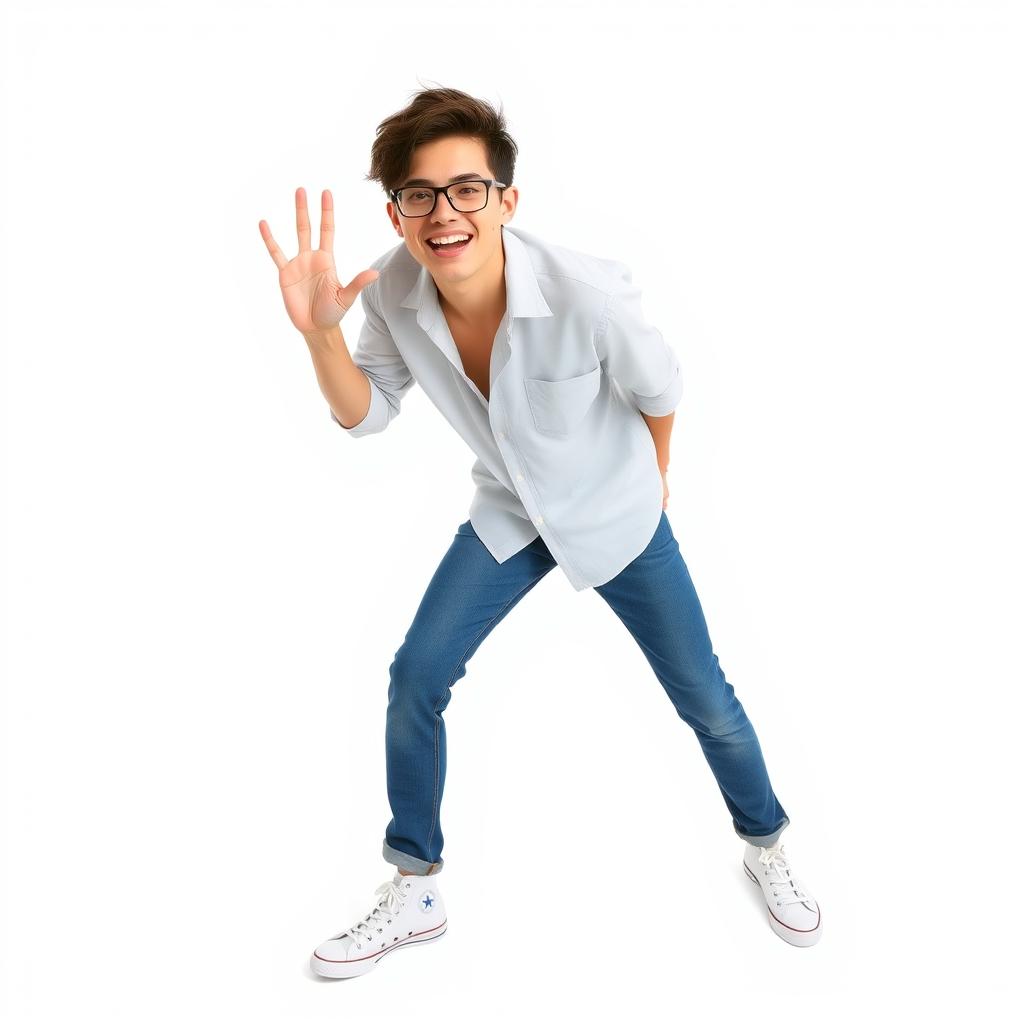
[302,324,372,428]
[641,410,674,472]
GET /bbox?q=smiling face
[386,135,518,289]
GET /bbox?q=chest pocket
[524,365,602,436]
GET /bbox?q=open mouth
[426,235,473,257]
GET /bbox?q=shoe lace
[758,844,812,908]
[339,879,409,949]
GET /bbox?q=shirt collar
[399,224,553,334]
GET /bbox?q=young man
[259,87,821,979]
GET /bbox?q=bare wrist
[302,324,345,354]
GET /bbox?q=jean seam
[424,578,539,860]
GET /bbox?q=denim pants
[381,511,790,876]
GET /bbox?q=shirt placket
[489,319,546,528]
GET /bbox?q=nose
[429,188,461,223]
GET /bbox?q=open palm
[259,187,380,335]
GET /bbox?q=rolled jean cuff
[734,815,790,848]
[382,840,444,876]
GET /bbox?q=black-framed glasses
[389,178,507,218]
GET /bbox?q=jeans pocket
[647,510,676,552]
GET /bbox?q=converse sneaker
[743,841,822,947]
[310,869,448,979]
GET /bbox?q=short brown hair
[365,85,518,200]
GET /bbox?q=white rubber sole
[310,919,448,979]
[743,862,822,947]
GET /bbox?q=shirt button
[534,515,544,526]
[497,431,505,441]
[516,473,524,482]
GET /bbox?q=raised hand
[259,187,380,335]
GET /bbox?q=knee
[387,641,466,710]
[689,670,747,738]
[695,691,749,738]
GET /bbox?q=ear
[501,185,520,222]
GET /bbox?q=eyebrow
[399,171,485,187]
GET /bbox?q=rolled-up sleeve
[332,278,416,437]
[595,267,683,417]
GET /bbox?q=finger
[258,219,288,271]
[342,268,381,302]
[320,189,334,253]
[296,186,312,252]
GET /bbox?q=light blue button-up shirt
[332,223,683,591]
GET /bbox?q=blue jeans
[382,511,790,876]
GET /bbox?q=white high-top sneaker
[310,869,448,978]
[743,840,822,947]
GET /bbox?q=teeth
[428,234,470,246]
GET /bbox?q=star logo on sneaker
[419,891,437,913]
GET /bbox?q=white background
[2,0,1021,1019]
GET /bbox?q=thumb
[345,268,381,297]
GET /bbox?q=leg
[382,519,558,875]
[594,512,791,846]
